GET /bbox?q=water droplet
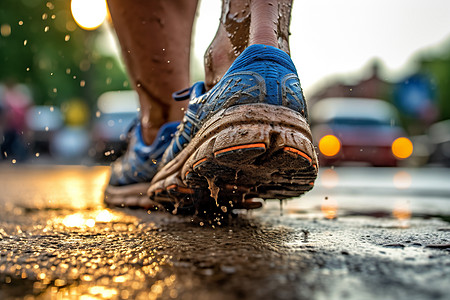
[44,26,49,32]
[66,68,71,74]
[23,40,27,46]
[79,60,90,71]
[64,34,70,41]
[66,21,77,31]
[12,159,16,164]
[45,126,49,132]
[18,21,23,26]
[35,153,40,157]
[51,14,56,20]
[26,67,30,72]
[46,2,54,10]
[80,80,85,87]
[167,60,171,64]
[0,24,11,37]
[42,13,48,20]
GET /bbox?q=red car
[310,98,413,167]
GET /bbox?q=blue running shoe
[148,45,318,211]
[104,121,179,208]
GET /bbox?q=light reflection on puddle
[393,170,412,190]
[57,209,116,228]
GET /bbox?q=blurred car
[90,90,139,162]
[427,119,450,166]
[26,105,64,154]
[310,97,413,167]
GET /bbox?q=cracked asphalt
[0,165,449,300]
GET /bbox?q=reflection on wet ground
[0,165,450,299]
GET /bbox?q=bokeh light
[319,135,341,157]
[70,0,108,30]
[393,171,412,189]
[391,137,413,159]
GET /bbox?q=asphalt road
[0,164,449,300]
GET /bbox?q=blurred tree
[0,0,129,110]
[418,53,450,121]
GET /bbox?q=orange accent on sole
[214,143,266,156]
[283,146,312,163]
[192,157,208,169]
[154,188,164,195]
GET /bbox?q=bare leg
[107,0,198,145]
[204,0,293,90]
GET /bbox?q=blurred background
[1,0,450,167]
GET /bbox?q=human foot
[104,121,179,209]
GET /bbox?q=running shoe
[148,44,318,211]
[104,121,179,208]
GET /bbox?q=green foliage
[0,0,129,109]
[419,54,450,121]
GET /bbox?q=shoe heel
[182,119,317,197]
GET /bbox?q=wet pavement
[0,164,449,300]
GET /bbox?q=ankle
[140,125,159,146]
[140,103,185,145]
[204,26,236,90]
[249,0,279,48]
[204,0,293,90]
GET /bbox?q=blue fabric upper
[162,44,308,164]
[109,121,179,186]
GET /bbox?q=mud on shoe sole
[148,103,318,209]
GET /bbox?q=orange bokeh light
[319,135,341,157]
[391,137,413,159]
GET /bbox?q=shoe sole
[104,183,164,209]
[148,103,318,210]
